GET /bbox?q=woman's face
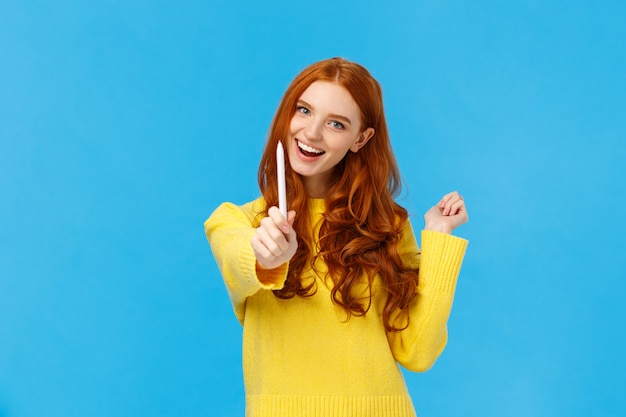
[287,81,374,198]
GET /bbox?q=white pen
[277,141,287,219]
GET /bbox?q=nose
[303,118,323,141]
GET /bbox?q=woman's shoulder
[207,196,267,226]
[238,196,267,213]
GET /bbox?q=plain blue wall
[1,1,624,416]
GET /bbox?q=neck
[302,175,330,198]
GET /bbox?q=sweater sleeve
[204,200,289,324]
[386,221,468,372]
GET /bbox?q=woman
[205,57,468,417]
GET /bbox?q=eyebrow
[297,99,353,126]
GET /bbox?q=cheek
[289,117,302,135]
[326,135,355,153]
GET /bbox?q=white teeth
[297,140,324,154]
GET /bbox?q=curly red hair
[257,57,419,332]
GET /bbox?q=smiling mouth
[296,139,325,157]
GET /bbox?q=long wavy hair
[257,57,419,332]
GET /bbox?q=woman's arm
[204,199,292,323]
[387,227,468,371]
[387,192,469,371]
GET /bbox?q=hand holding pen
[250,141,298,270]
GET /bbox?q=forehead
[299,81,361,118]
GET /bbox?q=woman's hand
[424,191,469,234]
[251,206,298,270]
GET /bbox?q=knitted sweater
[204,197,468,417]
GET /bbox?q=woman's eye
[296,106,310,115]
[330,121,345,130]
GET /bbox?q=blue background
[1,1,625,416]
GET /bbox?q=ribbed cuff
[238,236,259,284]
[257,263,289,289]
[419,230,468,293]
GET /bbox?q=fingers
[446,199,466,216]
[251,235,277,264]
[424,202,469,234]
[251,206,298,269]
[255,220,290,255]
[438,191,465,216]
[426,191,469,234]
[268,206,291,234]
[437,190,462,208]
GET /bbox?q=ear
[350,128,375,153]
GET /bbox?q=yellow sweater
[204,197,468,417]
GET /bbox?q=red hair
[257,57,419,332]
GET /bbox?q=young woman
[205,57,468,417]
